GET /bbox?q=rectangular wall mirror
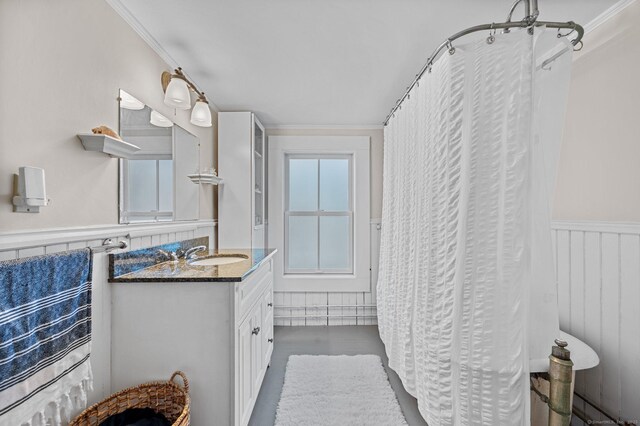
[118,89,200,223]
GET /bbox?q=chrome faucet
[156,249,178,263]
[184,245,207,260]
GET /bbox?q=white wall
[0,0,217,231]
[553,0,640,222]
[550,4,640,423]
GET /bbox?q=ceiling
[113,0,615,126]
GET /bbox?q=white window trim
[284,154,354,274]
[269,136,370,293]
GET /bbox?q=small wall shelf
[77,133,141,159]
[188,173,223,185]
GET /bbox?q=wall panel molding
[0,220,215,251]
[552,220,640,235]
[552,220,640,424]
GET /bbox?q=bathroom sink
[188,254,249,266]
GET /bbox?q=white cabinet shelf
[188,173,223,185]
[77,133,140,158]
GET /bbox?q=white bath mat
[275,355,408,426]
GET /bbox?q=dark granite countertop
[109,248,277,283]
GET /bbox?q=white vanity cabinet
[218,112,267,251]
[111,254,275,426]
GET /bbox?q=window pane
[128,160,157,212]
[288,159,318,211]
[319,159,349,211]
[288,216,318,270]
[158,160,173,212]
[319,216,351,270]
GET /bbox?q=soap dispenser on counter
[13,166,49,213]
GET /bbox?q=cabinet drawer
[238,259,272,320]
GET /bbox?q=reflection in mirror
[118,90,200,223]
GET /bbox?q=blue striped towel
[0,249,93,426]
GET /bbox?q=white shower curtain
[377,28,572,425]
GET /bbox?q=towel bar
[91,238,128,253]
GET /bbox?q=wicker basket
[70,371,190,426]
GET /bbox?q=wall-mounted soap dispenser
[13,166,49,213]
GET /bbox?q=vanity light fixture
[191,95,212,127]
[150,110,174,128]
[161,67,213,127]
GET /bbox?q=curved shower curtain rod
[382,0,584,126]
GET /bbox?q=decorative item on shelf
[91,125,121,140]
[188,168,222,185]
[12,166,49,213]
[161,67,213,128]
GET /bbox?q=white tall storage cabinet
[218,112,267,250]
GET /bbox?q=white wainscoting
[552,221,640,425]
[0,220,215,409]
[273,220,381,326]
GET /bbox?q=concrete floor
[249,326,428,426]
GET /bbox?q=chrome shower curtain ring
[557,28,575,39]
[446,40,456,55]
[487,26,496,44]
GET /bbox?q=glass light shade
[190,99,212,127]
[150,110,173,128]
[164,77,191,109]
[120,91,145,110]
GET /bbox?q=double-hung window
[285,155,353,274]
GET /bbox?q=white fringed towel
[0,249,93,425]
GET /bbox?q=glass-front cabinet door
[252,115,266,248]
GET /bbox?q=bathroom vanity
[109,244,276,426]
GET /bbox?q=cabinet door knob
[268,338,273,343]
[252,327,261,335]
[267,302,273,307]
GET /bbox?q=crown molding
[105,0,220,113]
[583,0,636,34]
[106,0,178,69]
